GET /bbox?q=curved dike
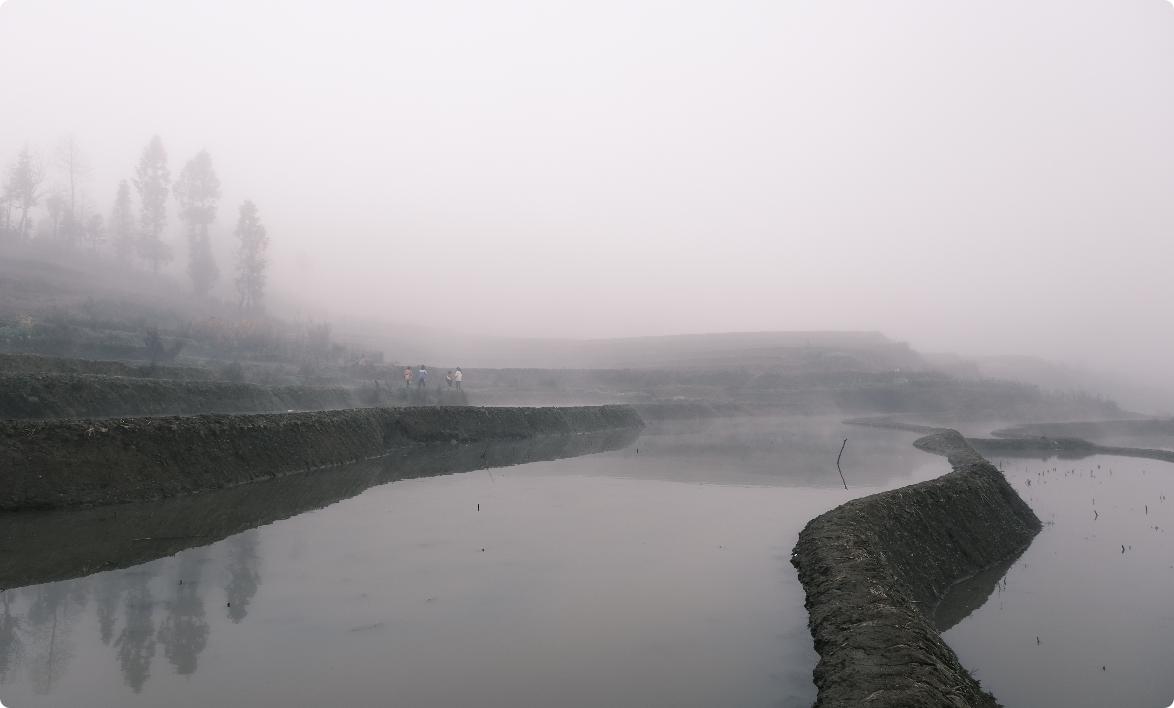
[791,430,1040,707]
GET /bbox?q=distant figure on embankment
[417,365,429,389]
[445,370,453,387]
[403,367,412,388]
[454,367,463,390]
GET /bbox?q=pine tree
[56,136,89,235]
[234,200,269,312]
[3,146,44,240]
[109,180,137,262]
[174,150,221,296]
[133,136,172,272]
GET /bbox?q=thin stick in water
[836,438,849,490]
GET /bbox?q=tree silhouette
[133,136,172,272]
[234,200,269,312]
[0,591,26,682]
[115,569,158,693]
[174,150,221,296]
[156,552,209,677]
[3,146,44,240]
[225,531,261,623]
[109,180,137,262]
[56,135,88,227]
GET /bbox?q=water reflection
[0,428,640,593]
[0,547,244,694]
[0,430,639,698]
[225,531,260,624]
[115,566,158,693]
[158,552,209,676]
[932,549,1024,633]
[0,591,23,681]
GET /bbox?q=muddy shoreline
[0,405,643,510]
[791,430,1041,707]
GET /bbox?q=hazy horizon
[3,0,1174,390]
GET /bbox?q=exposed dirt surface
[792,430,1041,707]
[0,427,639,590]
[0,352,213,379]
[0,372,368,419]
[0,405,644,510]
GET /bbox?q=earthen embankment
[0,405,643,510]
[792,429,1040,707]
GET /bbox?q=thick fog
[2,0,1174,387]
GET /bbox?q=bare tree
[56,136,89,229]
[109,180,137,263]
[234,200,269,312]
[174,150,221,296]
[3,146,44,240]
[133,136,172,272]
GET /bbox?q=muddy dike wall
[792,430,1040,707]
[0,372,364,419]
[0,371,474,419]
[0,405,643,510]
[0,352,213,380]
[0,427,639,590]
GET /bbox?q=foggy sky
[2,0,1174,382]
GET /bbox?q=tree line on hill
[1,136,270,313]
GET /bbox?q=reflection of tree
[114,569,158,693]
[0,591,26,681]
[225,531,261,623]
[0,531,272,696]
[25,580,88,694]
[95,571,125,646]
[157,552,209,676]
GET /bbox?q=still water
[0,417,945,708]
[942,454,1174,708]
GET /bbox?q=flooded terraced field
[0,416,945,708]
[941,453,1174,708]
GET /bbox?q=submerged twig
[836,438,848,490]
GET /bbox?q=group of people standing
[402,365,462,390]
